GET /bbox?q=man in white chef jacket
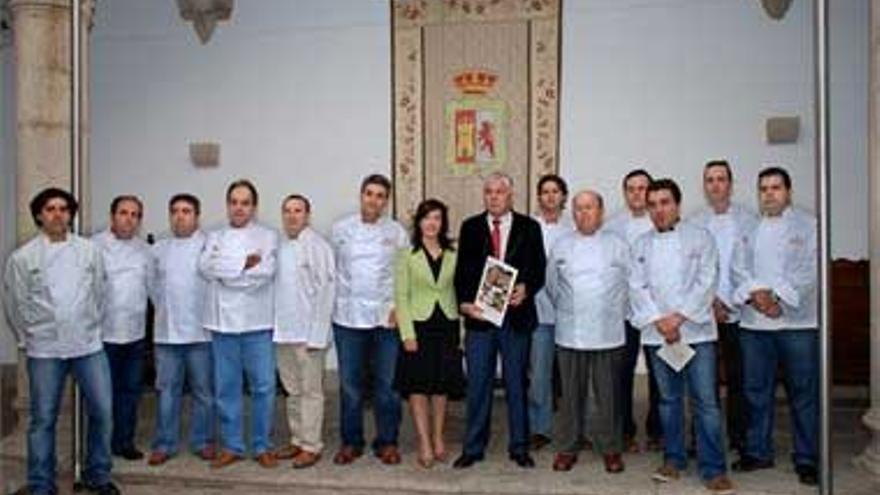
[629,179,735,494]
[330,174,409,466]
[273,194,335,469]
[199,179,279,469]
[545,190,628,474]
[528,174,572,451]
[93,195,152,461]
[147,193,215,466]
[730,166,819,487]
[3,187,119,495]
[604,168,662,452]
[689,160,758,454]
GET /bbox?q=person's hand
[403,339,418,353]
[655,314,684,344]
[387,309,398,328]
[763,302,783,319]
[508,283,527,307]
[244,253,262,270]
[749,289,774,312]
[712,298,730,323]
[460,303,484,320]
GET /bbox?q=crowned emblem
[446,69,508,175]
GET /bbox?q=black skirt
[395,305,465,400]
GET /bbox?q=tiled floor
[2,378,878,495]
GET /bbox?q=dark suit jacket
[454,210,546,332]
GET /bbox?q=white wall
[1,36,18,364]
[90,0,869,257]
[561,0,868,259]
[90,0,391,236]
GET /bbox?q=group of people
[3,161,818,495]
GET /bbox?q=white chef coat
[731,206,817,331]
[199,221,278,333]
[274,226,336,348]
[93,230,152,344]
[547,229,629,350]
[151,231,210,344]
[690,203,759,322]
[604,210,654,246]
[629,221,719,346]
[331,213,408,329]
[533,213,573,325]
[3,234,105,359]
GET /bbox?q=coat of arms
[446,70,507,175]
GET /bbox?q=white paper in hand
[656,341,696,372]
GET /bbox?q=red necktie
[491,218,502,259]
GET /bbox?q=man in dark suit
[453,172,547,469]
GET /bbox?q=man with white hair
[453,172,546,469]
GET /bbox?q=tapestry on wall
[392,0,561,229]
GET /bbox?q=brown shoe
[292,450,321,469]
[529,434,551,451]
[332,446,363,465]
[552,452,577,472]
[705,474,736,495]
[603,453,625,473]
[197,445,216,461]
[652,463,680,483]
[256,452,279,469]
[274,444,302,460]
[623,435,640,453]
[210,450,243,469]
[147,451,170,466]
[377,445,402,465]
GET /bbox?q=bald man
[545,191,629,473]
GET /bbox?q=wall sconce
[766,116,800,145]
[177,0,233,45]
[760,0,793,21]
[190,141,220,167]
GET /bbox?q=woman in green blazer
[394,198,464,468]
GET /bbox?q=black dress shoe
[795,464,818,486]
[113,446,144,461]
[82,481,122,495]
[731,455,774,472]
[509,452,535,468]
[453,453,482,469]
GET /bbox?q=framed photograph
[474,256,519,327]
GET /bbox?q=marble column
[7,0,94,431]
[856,0,880,478]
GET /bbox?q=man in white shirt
[604,169,662,452]
[273,194,335,469]
[94,195,151,461]
[147,194,215,466]
[199,179,279,469]
[630,179,734,495]
[528,174,572,450]
[545,190,628,474]
[3,188,119,495]
[330,174,409,466]
[690,160,758,454]
[730,167,818,486]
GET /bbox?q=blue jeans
[646,342,727,481]
[211,330,275,456]
[739,328,818,468]
[463,324,531,457]
[27,351,113,495]
[528,323,554,437]
[333,324,401,451]
[104,338,145,452]
[151,342,215,455]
